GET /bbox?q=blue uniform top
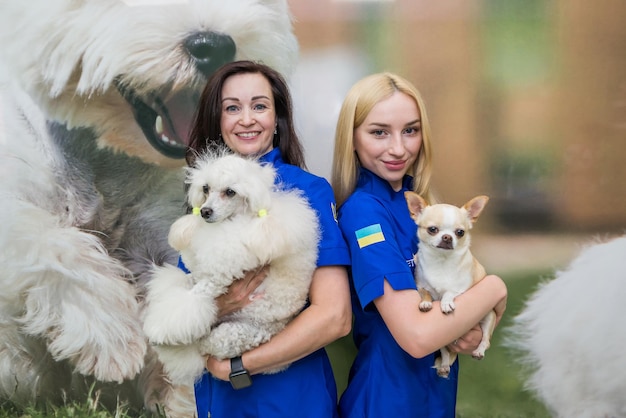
[190,148,350,418]
[337,168,458,418]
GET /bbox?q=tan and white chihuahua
[404,192,496,378]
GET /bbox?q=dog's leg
[418,288,434,312]
[153,343,205,386]
[440,290,461,314]
[161,383,198,418]
[1,209,147,384]
[472,310,496,360]
[204,320,290,374]
[204,320,281,361]
[143,265,219,345]
[0,92,147,386]
[435,347,457,378]
[136,347,198,417]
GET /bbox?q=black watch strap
[229,356,252,389]
[230,356,245,373]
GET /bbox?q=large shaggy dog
[143,152,319,385]
[508,235,626,418]
[0,0,297,414]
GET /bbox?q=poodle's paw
[154,344,205,385]
[144,266,216,345]
[160,383,197,418]
[143,307,214,346]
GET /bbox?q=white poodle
[0,0,297,414]
[508,235,626,418]
[143,151,319,385]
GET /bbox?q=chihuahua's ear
[463,195,489,223]
[404,191,428,220]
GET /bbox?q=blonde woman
[332,72,507,418]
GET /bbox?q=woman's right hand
[216,265,268,317]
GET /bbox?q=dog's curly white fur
[143,152,319,385]
[0,0,297,414]
[508,235,626,418]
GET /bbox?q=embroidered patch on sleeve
[355,224,385,248]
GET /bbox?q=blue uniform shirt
[337,168,458,418]
[192,148,350,418]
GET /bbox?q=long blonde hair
[331,72,435,207]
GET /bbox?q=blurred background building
[289,0,626,234]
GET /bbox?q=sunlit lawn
[1,270,550,417]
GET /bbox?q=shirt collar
[357,168,414,200]
[259,147,282,166]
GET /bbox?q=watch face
[229,370,252,389]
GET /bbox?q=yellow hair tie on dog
[192,207,201,216]
[258,209,267,218]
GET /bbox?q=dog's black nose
[200,207,213,220]
[184,32,236,77]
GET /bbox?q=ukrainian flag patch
[355,224,385,248]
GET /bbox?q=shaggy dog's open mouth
[115,31,236,159]
[117,82,199,159]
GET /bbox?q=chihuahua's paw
[434,356,451,379]
[419,301,433,312]
[436,365,451,378]
[472,341,490,360]
[440,300,456,314]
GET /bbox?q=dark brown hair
[186,60,305,168]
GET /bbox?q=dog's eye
[427,226,439,235]
[202,185,209,194]
[224,188,236,198]
[455,229,465,238]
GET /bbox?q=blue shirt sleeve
[301,175,351,268]
[338,193,416,310]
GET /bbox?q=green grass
[454,270,551,417]
[0,398,144,418]
[1,270,551,417]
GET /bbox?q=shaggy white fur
[0,1,297,415]
[508,235,626,418]
[143,152,319,385]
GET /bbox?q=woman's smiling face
[354,91,423,191]
[220,72,276,157]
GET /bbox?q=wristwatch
[229,356,252,389]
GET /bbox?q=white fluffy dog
[508,235,626,418]
[0,0,297,414]
[143,151,319,385]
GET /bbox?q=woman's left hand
[205,355,231,381]
[216,265,268,318]
[446,324,483,355]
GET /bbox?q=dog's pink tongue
[161,90,199,146]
